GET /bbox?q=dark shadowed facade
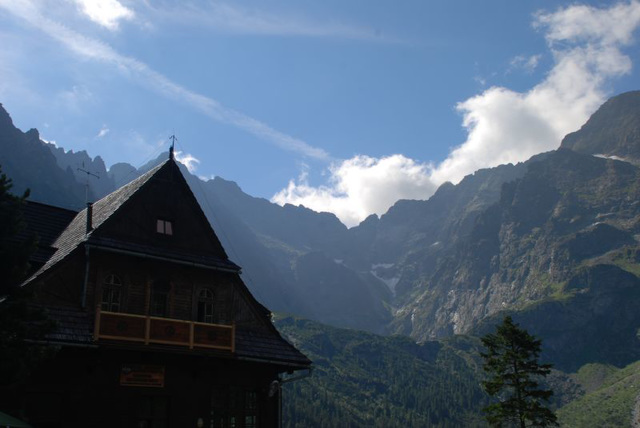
[5,157,310,427]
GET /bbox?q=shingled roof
[15,201,77,266]
[39,305,311,368]
[22,161,165,287]
[22,159,239,287]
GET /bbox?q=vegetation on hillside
[275,315,489,427]
[557,361,640,427]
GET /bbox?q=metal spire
[169,134,177,160]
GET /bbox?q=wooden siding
[88,251,264,330]
[93,163,227,258]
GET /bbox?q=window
[197,288,215,323]
[156,219,173,235]
[134,396,169,428]
[101,274,122,312]
[150,280,170,317]
[211,387,258,428]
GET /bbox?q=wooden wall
[8,347,281,428]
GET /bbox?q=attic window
[156,219,173,235]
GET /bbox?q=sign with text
[120,364,165,388]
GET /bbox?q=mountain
[561,90,640,164]
[0,104,88,210]
[183,170,393,333]
[374,92,640,370]
[47,144,115,199]
[3,91,640,369]
[4,92,640,423]
[397,148,640,336]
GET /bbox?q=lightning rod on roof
[169,134,177,160]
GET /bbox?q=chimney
[86,202,93,234]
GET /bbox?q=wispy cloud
[56,85,93,112]
[0,0,329,160]
[508,54,542,73]
[274,1,640,226]
[96,125,109,138]
[71,0,134,30]
[141,1,392,42]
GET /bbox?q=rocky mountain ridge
[3,91,640,370]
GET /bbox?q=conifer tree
[0,167,33,297]
[480,316,558,427]
[0,166,53,389]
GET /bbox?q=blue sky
[1,0,640,226]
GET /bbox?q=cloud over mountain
[274,1,640,227]
[272,155,436,227]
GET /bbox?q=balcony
[94,308,235,352]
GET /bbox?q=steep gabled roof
[22,159,239,287]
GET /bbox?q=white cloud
[535,1,640,46]
[272,155,436,227]
[96,125,109,138]
[0,0,329,160]
[274,1,640,226]
[198,174,216,182]
[72,0,134,30]
[433,0,640,185]
[175,150,200,173]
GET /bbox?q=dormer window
[156,219,173,235]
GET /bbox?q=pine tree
[0,166,34,297]
[0,166,54,390]
[480,316,558,427]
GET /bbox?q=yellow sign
[120,364,165,388]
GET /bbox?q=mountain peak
[0,103,14,129]
[561,90,640,164]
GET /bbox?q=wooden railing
[94,308,235,352]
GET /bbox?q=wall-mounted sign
[120,364,165,388]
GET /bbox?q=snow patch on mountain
[371,263,400,295]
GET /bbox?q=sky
[1,0,640,227]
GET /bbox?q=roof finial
[169,134,177,160]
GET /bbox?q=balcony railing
[94,308,235,352]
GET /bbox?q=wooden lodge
[2,155,311,427]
